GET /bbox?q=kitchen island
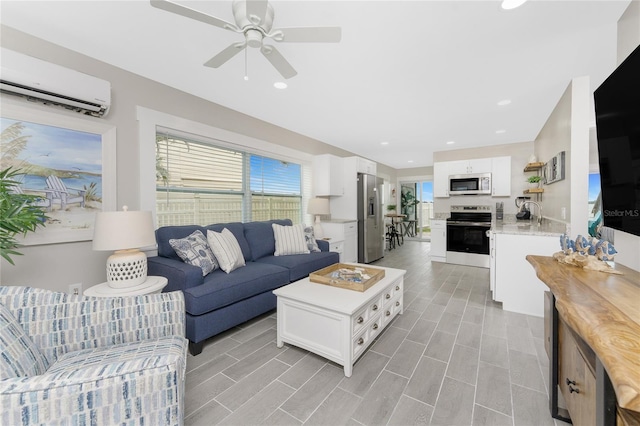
[489,217,566,317]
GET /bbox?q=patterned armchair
[0,286,187,425]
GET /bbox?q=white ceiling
[0,0,631,169]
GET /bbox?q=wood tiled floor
[184,241,569,425]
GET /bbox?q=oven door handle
[446,221,491,227]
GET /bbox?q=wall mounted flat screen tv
[594,44,640,237]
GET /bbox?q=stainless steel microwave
[449,173,492,195]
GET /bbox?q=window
[155,130,303,227]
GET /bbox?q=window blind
[155,130,304,227]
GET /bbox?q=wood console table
[527,255,640,425]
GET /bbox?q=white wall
[533,76,590,236]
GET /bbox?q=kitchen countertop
[325,218,357,223]
[492,216,567,236]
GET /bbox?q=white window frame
[137,107,313,228]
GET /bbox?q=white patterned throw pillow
[169,230,218,276]
[273,223,310,256]
[207,228,246,274]
[304,225,321,252]
[0,303,49,378]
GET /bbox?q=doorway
[399,180,433,241]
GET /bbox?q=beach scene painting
[1,116,105,245]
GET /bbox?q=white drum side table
[84,276,168,297]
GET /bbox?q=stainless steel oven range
[446,205,491,268]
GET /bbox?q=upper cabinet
[448,158,493,175]
[491,156,511,197]
[355,157,377,175]
[433,162,450,197]
[313,154,344,196]
[434,156,511,198]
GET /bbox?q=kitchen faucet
[520,201,543,225]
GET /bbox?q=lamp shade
[307,198,330,215]
[92,207,156,251]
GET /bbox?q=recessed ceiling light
[408,160,414,163]
[446,141,455,145]
[497,99,512,106]
[501,0,527,10]
[274,82,287,89]
[496,129,507,134]
[381,141,389,145]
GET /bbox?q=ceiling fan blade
[260,45,297,79]
[246,0,268,25]
[150,0,238,31]
[269,27,342,43]
[204,43,246,68]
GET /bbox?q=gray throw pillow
[169,230,218,276]
[304,225,321,252]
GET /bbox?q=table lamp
[307,197,330,239]
[92,206,156,289]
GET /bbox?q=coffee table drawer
[353,314,382,359]
[382,296,402,326]
[382,278,403,308]
[352,296,383,334]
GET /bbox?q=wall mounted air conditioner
[0,48,111,117]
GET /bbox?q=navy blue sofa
[147,219,339,355]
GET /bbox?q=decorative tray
[309,263,385,292]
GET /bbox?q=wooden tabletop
[526,255,640,413]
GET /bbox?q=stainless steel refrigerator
[357,173,384,263]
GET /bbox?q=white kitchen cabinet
[328,157,358,219]
[433,162,450,198]
[430,219,447,262]
[355,157,377,175]
[491,156,511,197]
[493,232,558,317]
[322,220,358,263]
[449,158,492,175]
[313,154,344,196]
[326,239,344,261]
[489,231,496,295]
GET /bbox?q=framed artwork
[0,101,116,245]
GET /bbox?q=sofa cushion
[243,219,292,261]
[273,223,310,256]
[0,304,49,378]
[204,222,252,262]
[182,263,290,316]
[156,225,207,261]
[256,251,340,282]
[207,228,246,274]
[169,230,218,276]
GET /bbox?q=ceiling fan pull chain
[244,45,249,81]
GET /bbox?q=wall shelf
[524,162,545,172]
[524,188,544,194]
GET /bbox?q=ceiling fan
[150,0,341,79]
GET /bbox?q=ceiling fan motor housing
[245,29,263,48]
[233,0,275,32]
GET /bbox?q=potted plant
[0,167,49,265]
[386,204,397,214]
[527,175,541,188]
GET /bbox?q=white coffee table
[273,264,405,377]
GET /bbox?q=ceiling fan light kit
[150,0,341,80]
